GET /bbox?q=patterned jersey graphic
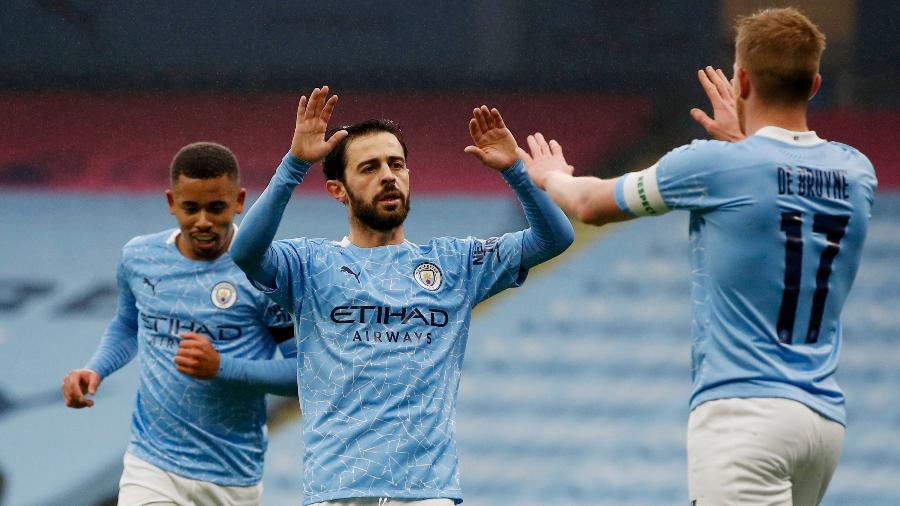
[102,229,292,486]
[252,233,528,504]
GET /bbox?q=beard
[346,184,411,232]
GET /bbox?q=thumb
[87,372,101,395]
[464,145,486,163]
[325,130,349,151]
[690,108,714,130]
[515,147,532,162]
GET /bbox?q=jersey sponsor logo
[472,237,502,265]
[330,305,448,327]
[211,281,237,309]
[340,265,361,284]
[414,262,443,291]
[139,311,243,343]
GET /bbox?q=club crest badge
[414,262,443,291]
[211,281,237,309]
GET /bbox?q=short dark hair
[322,119,408,181]
[170,142,240,184]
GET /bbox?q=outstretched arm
[464,106,574,267]
[518,134,633,227]
[231,86,348,287]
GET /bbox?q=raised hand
[690,66,745,142]
[62,369,102,408]
[290,86,349,162]
[174,332,220,380]
[464,106,519,172]
[516,133,574,190]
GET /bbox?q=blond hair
[735,7,826,105]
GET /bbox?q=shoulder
[121,229,177,258]
[828,141,876,171]
[661,139,733,165]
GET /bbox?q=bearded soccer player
[62,142,297,506]
[230,87,574,505]
[520,8,876,506]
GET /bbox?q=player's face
[341,131,411,231]
[166,175,246,260]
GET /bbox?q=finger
[707,66,731,100]
[324,129,349,153]
[515,147,532,162]
[315,85,330,117]
[534,133,550,155]
[474,106,490,133]
[480,105,495,130]
[297,96,308,121]
[526,134,541,157]
[321,94,339,122]
[690,108,715,130]
[548,139,564,157]
[304,88,321,119]
[467,117,481,141]
[87,373,100,395]
[697,69,721,103]
[174,355,197,368]
[463,145,486,163]
[490,108,506,130]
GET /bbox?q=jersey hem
[303,489,463,505]
[126,446,261,487]
[690,386,846,426]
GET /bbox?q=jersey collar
[754,126,825,146]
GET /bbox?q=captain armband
[617,164,670,216]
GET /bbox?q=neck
[347,219,405,248]
[743,99,810,136]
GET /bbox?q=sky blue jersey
[255,234,526,504]
[85,229,294,486]
[614,127,877,425]
[231,153,573,505]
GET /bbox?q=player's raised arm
[231,86,347,288]
[518,133,632,227]
[464,106,574,268]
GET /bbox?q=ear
[737,67,751,100]
[326,180,348,205]
[166,189,176,215]
[808,73,822,101]
[235,188,247,214]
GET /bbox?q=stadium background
[0,1,897,504]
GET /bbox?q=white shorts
[118,452,263,506]
[687,397,844,506]
[312,499,455,506]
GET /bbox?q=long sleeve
[84,259,139,378]
[232,153,313,288]
[501,160,575,268]
[217,356,297,397]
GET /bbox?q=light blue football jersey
[614,127,877,425]
[89,229,293,486]
[253,233,527,504]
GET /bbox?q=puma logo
[143,277,157,294]
[340,266,360,284]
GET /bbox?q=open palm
[464,106,519,172]
[290,85,348,162]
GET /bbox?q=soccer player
[230,87,574,505]
[519,8,876,506]
[61,142,298,506]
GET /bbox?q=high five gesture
[290,86,348,162]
